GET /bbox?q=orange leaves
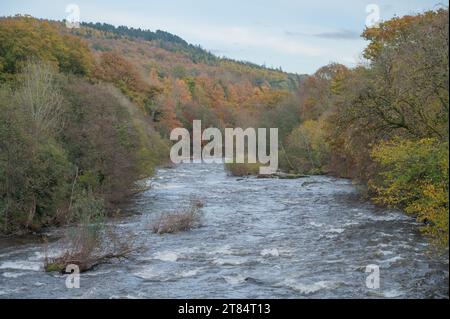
[362,9,446,60]
[72,19,302,133]
[173,79,192,103]
[163,98,182,128]
[298,63,348,122]
[94,51,147,93]
[195,75,226,106]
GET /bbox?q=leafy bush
[370,138,449,246]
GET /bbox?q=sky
[0,0,446,74]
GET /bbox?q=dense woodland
[0,10,448,246]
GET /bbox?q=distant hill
[0,15,307,137]
[77,21,306,91]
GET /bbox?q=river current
[0,163,448,298]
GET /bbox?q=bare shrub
[44,223,135,273]
[190,196,204,209]
[151,200,203,235]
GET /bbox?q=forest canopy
[0,9,448,246]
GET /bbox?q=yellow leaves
[0,16,93,77]
[371,138,438,168]
[285,118,330,174]
[362,9,446,60]
[369,137,449,247]
[330,67,349,95]
[407,181,449,247]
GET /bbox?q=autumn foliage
[0,16,93,81]
[0,10,448,247]
[283,9,449,246]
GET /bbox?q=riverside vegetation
[151,198,204,235]
[0,8,448,258]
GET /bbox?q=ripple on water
[153,251,179,262]
[0,162,448,298]
[327,228,345,234]
[223,274,248,285]
[260,248,279,257]
[133,266,171,280]
[309,221,324,228]
[0,260,41,271]
[207,244,233,255]
[151,183,182,190]
[179,267,205,278]
[382,289,404,298]
[2,272,28,278]
[281,279,340,295]
[213,256,251,266]
[380,255,405,267]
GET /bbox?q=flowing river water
[0,162,448,298]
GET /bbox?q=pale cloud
[286,29,361,40]
[176,25,325,57]
[0,0,442,73]
[96,12,327,58]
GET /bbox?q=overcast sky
[1,0,446,74]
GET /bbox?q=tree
[16,60,64,137]
[0,16,93,81]
[285,119,330,174]
[0,63,73,233]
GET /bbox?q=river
[0,162,448,298]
